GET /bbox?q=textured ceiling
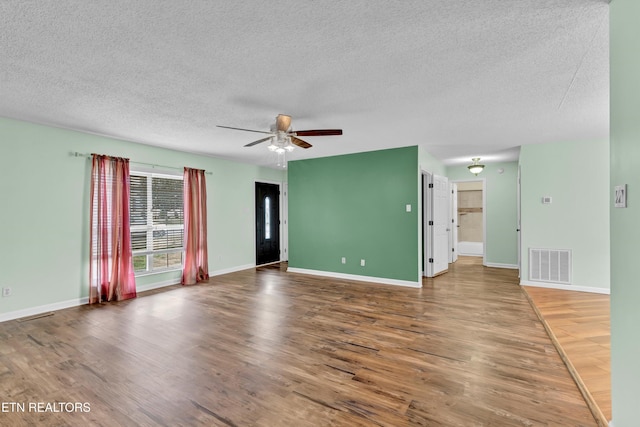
[0,1,609,167]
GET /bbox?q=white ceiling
[0,1,609,168]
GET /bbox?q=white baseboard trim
[287,267,421,288]
[137,278,180,293]
[210,263,255,277]
[140,263,256,289]
[0,297,89,323]
[458,253,483,257]
[520,280,610,295]
[0,263,259,324]
[484,262,519,270]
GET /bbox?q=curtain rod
[72,152,212,175]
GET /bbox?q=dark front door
[255,182,280,265]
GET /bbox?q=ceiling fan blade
[276,114,291,132]
[217,125,273,135]
[291,136,312,149]
[244,136,273,147]
[294,129,343,137]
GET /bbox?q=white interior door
[450,183,458,263]
[432,174,450,276]
[423,173,432,277]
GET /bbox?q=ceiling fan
[217,114,342,151]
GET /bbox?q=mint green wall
[288,146,419,283]
[418,146,446,176]
[611,0,640,424]
[519,141,609,290]
[447,162,518,266]
[0,117,284,316]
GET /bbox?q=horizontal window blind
[130,175,148,227]
[152,177,184,226]
[130,172,184,274]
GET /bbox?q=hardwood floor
[523,286,610,425]
[0,258,598,426]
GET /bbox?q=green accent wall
[0,117,284,317]
[519,141,610,290]
[611,0,640,424]
[288,146,419,283]
[447,161,518,266]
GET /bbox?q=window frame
[130,170,184,276]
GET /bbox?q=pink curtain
[182,167,209,285]
[89,154,137,303]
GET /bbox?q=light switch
[406,204,412,212]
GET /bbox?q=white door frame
[517,165,522,277]
[282,182,289,262]
[450,178,487,266]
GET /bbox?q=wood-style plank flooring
[0,257,597,426]
[523,286,610,424]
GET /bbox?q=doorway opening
[452,180,485,261]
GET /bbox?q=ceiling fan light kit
[217,114,342,168]
[468,157,485,175]
[267,132,295,169]
[267,133,295,153]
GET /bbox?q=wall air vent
[529,248,571,284]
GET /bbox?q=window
[130,172,184,274]
[265,196,271,240]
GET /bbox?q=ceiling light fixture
[468,157,485,175]
[267,131,294,168]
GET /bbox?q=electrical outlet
[360,259,366,267]
[341,257,346,264]
[2,287,12,297]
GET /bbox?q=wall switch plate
[542,196,552,204]
[406,204,412,212]
[615,184,627,208]
[341,257,346,264]
[360,259,366,267]
[2,287,12,297]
